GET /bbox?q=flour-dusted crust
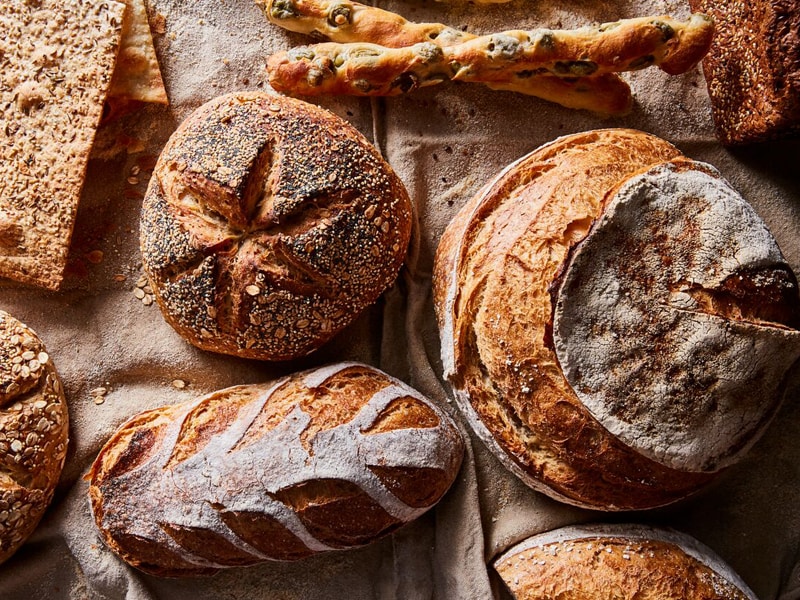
[140,92,412,361]
[432,128,800,510]
[0,311,69,565]
[554,160,800,472]
[494,523,758,600]
[0,0,125,289]
[689,0,800,145]
[88,362,464,577]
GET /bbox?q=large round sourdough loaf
[493,523,758,599]
[0,310,68,564]
[432,128,800,510]
[88,362,464,577]
[140,92,412,361]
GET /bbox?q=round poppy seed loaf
[140,92,412,360]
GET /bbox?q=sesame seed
[133,288,146,299]
[172,379,187,389]
[245,284,260,296]
[37,352,49,364]
[21,351,35,361]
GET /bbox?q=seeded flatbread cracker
[0,0,125,290]
[109,0,168,106]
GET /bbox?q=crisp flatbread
[109,0,168,105]
[0,0,126,290]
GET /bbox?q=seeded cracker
[0,0,126,290]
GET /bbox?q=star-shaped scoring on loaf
[158,141,359,333]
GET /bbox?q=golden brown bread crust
[432,128,800,510]
[433,129,711,509]
[689,0,800,144]
[140,92,412,361]
[260,0,633,114]
[0,311,69,564]
[266,14,713,97]
[88,363,464,577]
[494,524,756,600]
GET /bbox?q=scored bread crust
[0,311,69,564]
[689,0,800,145]
[554,159,800,472]
[493,523,758,600]
[140,92,412,361]
[432,128,800,510]
[266,14,713,97]
[88,362,464,577]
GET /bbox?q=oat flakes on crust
[0,0,125,289]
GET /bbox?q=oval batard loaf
[0,310,69,564]
[432,128,800,510]
[140,92,412,361]
[493,523,758,600]
[88,362,464,577]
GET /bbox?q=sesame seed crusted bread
[140,92,412,361]
[88,362,464,577]
[689,0,800,145]
[493,523,758,600]
[432,128,800,510]
[0,310,69,565]
[266,14,714,99]
[0,0,125,290]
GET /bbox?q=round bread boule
[141,92,412,361]
[0,310,69,564]
[433,128,800,510]
[493,523,758,600]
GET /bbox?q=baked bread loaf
[88,362,463,577]
[267,14,713,97]
[261,0,633,114]
[0,311,69,564]
[140,92,412,361]
[494,523,758,599]
[433,128,800,510]
[689,0,800,145]
[0,0,125,289]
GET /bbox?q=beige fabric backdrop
[1,0,800,598]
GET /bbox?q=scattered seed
[142,295,153,306]
[245,284,260,296]
[172,379,187,389]
[133,288,145,299]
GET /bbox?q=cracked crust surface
[140,92,412,360]
[432,128,800,510]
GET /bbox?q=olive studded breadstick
[258,0,473,47]
[267,14,713,97]
[259,0,633,113]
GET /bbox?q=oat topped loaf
[0,310,69,565]
[140,92,412,361]
[0,0,125,289]
[494,524,759,599]
[433,128,800,510]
